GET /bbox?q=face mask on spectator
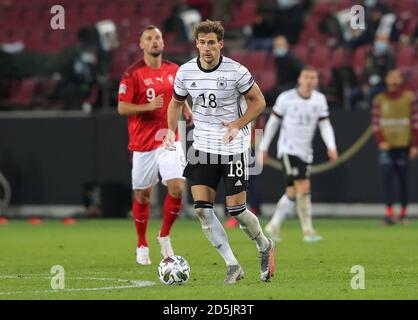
[274,47,288,57]
[364,0,377,7]
[277,0,290,7]
[374,41,388,56]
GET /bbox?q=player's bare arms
[222,83,266,144]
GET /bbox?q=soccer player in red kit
[118,25,192,265]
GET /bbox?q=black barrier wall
[0,113,131,205]
[0,110,417,205]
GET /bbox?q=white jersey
[273,88,330,163]
[174,55,254,155]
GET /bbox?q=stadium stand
[0,0,417,110]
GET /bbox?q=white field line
[0,275,156,296]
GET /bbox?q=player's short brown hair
[139,25,161,39]
[300,66,318,74]
[194,20,224,41]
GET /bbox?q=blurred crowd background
[1,0,418,219]
[1,0,417,112]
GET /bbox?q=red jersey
[118,59,179,152]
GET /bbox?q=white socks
[195,200,270,267]
[194,205,239,266]
[271,194,296,227]
[296,193,314,235]
[234,209,270,252]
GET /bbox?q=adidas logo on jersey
[191,82,197,88]
[234,180,242,187]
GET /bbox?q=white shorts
[132,141,186,190]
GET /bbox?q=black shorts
[183,147,249,196]
[280,154,311,186]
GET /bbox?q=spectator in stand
[265,35,304,106]
[347,0,399,49]
[412,24,418,44]
[273,36,304,92]
[186,0,211,20]
[363,33,396,107]
[164,5,189,44]
[372,69,418,225]
[249,0,311,50]
[50,27,100,110]
[163,0,201,44]
[210,0,233,21]
[275,0,312,45]
[319,0,399,49]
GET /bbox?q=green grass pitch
[0,218,417,300]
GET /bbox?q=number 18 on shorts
[183,148,249,196]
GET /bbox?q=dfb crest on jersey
[216,76,227,89]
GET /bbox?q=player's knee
[194,201,213,220]
[168,185,184,199]
[286,186,296,200]
[295,180,310,194]
[135,190,151,204]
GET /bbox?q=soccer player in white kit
[258,66,338,243]
[164,20,275,284]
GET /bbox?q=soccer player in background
[372,68,418,225]
[258,67,338,243]
[164,20,275,284]
[118,25,193,265]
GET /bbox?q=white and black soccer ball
[158,255,190,285]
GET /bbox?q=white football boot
[158,234,174,258]
[303,232,323,243]
[136,246,151,265]
[224,265,245,284]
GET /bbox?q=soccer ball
[158,255,190,285]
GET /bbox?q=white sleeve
[319,95,330,119]
[259,113,281,151]
[236,65,254,95]
[173,67,188,100]
[319,119,337,151]
[272,93,286,117]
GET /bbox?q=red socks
[132,200,150,247]
[132,194,182,246]
[160,194,182,237]
[400,207,407,219]
[386,207,408,219]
